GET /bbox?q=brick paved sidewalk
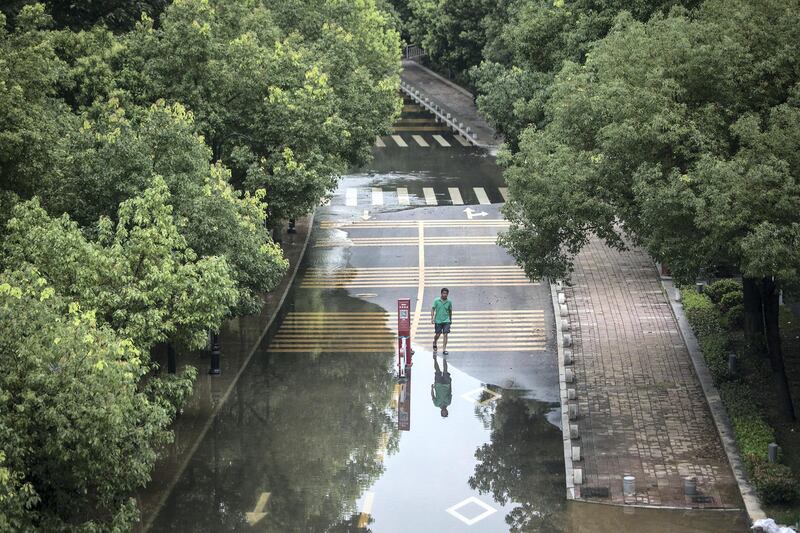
[400,60,501,151]
[564,237,742,508]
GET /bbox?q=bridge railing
[399,80,478,146]
[403,44,426,61]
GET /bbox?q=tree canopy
[0,0,401,528]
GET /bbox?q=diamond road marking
[461,387,502,405]
[446,496,497,526]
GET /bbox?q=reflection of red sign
[398,370,411,431]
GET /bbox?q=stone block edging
[551,280,577,500]
[661,278,766,523]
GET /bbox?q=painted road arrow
[463,207,488,219]
[361,210,371,220]
[246,492,271,525]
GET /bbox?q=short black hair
[441,288,449,294]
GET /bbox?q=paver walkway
[400,60,500,150]
[565,238,742,508]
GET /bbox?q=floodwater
[143,128,749,532]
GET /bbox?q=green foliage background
[0,0,401,529]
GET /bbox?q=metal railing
[399,80,479,146]
[403,44,426,61]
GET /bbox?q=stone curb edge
[142,210,317,532]
[551,280,576,500]
[402,59,474,99]
[660,278,766,523]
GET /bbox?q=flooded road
[146,124,749,532]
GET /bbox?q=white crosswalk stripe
[397,187,410,205]
[372,187,383,206]
[423,187,437,205]
[332,187,509,207]
[391,135,408,147]
[454,135,471,147]
[346,188,358,207]
[412,135,429,147]
[432,135,451,147]
[448,187,464,205]
[474,187,491,205]
[375,136,386,147]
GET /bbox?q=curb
[551,280,576,500]
[141,210,316,532]
[402,59,473,99]
[661,278,765,523]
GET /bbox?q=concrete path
[400,60,501,151]
[561,237,743,509]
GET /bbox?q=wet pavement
[145,128,750,531]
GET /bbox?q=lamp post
[209,331,221,375]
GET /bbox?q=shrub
[751,462,799,504]
[705,279,743,304]
[682,290,724,337]
[723,304,745,330]
[720,382,775,463]
[719,291,744,312]
[699,333,730,382]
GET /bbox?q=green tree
[118,0,400,226]
[501,1,800,417]
[39,99,287,314]
[3,178,239,351]
[0,269,188,530]
[0,5,73,206]
[469,395,565,532]
[1,0,169,32]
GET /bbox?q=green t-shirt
[433,382,452,408]
[432,297,452,324]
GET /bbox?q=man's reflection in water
[431,355,452,418]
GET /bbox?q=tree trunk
[742,277,764,344]
[761,277,796,421]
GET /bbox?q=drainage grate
[582,487,611,498]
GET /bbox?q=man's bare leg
[433,330,441,351]
[442,333,448,354]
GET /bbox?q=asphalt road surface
[148,135,748,532]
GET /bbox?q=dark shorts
[435,370,452,384]
[435,322,451,335]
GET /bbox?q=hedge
[682,286,799,504]
[682,289,729,382]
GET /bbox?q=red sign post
[397,298,412,377]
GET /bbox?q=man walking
[431,287,453,355]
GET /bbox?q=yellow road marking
[411,220,425,342]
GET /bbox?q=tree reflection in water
[152,293,398,532]
[469,391,566,533]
